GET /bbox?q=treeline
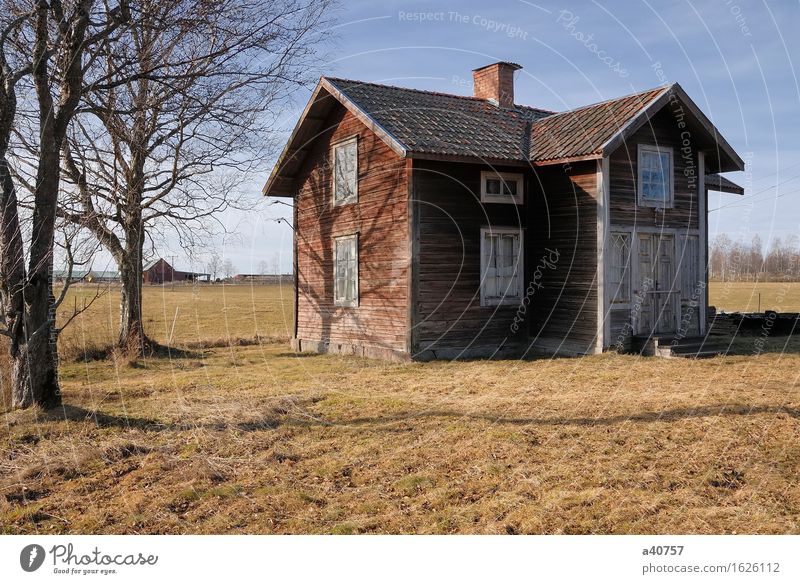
[709,234,800,281]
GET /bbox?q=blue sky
[182,0,799,274]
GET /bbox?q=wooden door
[636,233,657,334]
[636,233,678,335]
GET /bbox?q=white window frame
[332,136,358,206]
[480,171,524,205]
[637,144,674,208]
[333,233,359,307]
[480,227,524,307]
[608,231,632,306]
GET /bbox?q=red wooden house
[263,62,744,360]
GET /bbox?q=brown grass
[1,284,293,409]
[710,281,800,313]
[56,282,294,356]
[1,282,799,534]
[2,337,799,534]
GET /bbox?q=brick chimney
[472,62,521,108]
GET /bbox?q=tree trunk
[11,312,60,409]
[117,222,147,353]
[13,137,63,408]
[118,254,145,352]
[2,149,60,409]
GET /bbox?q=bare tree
[206,251,222,282]
[57,0,332,354]
[271,252,280,276]
[222,258,236,280]
[0,0,130,408]
[257,260,269,276]
[710,233,800,282]
[748,234,764,280]
[709,234,732,281]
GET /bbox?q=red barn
[143,258,209,284]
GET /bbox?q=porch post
[596,157,611,352]
[698,151,707,335]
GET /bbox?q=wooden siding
[676,232,702,336]
[605,107,705,346]
[609,308,633,351]
[527,161,599,353]
[609,108,700,230]
[412,160,527,357]
[294,105,409,354]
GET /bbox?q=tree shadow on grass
[314,403,800,429]
[43,405,165,430]
[41,404,281,433]
[143,342,205,360]
[273,351,324,358]
[38,402,799,435]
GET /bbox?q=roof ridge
[324,76,556,116]
[533,84,672,122]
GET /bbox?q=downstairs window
[334,234,358,307]
[480,227,524,306]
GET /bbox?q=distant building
[233,274,293,284]
[53,269,119,283]
[143,258,210,284]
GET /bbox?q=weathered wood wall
[412,160,528,358]
[527,161,599,353]
[608,107,703,347]
[609,108,700,230]
[293,105,409,357]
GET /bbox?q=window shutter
[484,234,497,298]
[346,142,357,198]
[509,234,519,294]
[334,148,345,201]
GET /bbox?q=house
[233,274,294,284]
[143,258,210,284]
[53,269,119,283]
[262,61,744,360]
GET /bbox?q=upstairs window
[333,137,358,205]
[480,227,524,306]
[481,171,524,204]
[333,234,358,307]
[637,145,673,207]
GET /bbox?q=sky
[155,0,799,274]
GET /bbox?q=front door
[636,233,678,336]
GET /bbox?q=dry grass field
[56,282,295,356]
[709,281,800,313]
[1,283,799,534]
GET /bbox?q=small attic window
[480,171,523,204]
[332,136,358,205]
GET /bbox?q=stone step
[630,335,725,358]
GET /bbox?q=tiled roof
[262,76,744,196]
[326,78,552,162]
[327,78,668,163]
[705,173,744,194]
[530,86,668,161]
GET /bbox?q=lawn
[56,282,295,355]
[709,281,800,313]
[1,283,799,534]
